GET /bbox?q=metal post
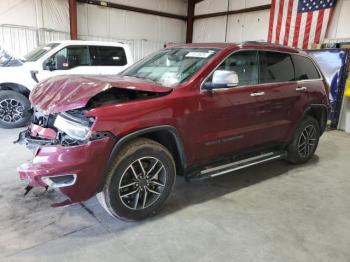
[69,0,78,40]
[186,0,195,43]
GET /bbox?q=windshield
[121,48,219,87]
[24,43,60,62]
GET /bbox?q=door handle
[296,86,307,92]
[250,91,265,97]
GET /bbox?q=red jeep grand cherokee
[16,42,329,221]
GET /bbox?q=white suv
[0,40,133,128]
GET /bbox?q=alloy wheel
[0,99,24,123]
[118,157,166,210]
[297,124,317,158]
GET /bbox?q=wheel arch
[303,104,328,135]
[102,126,187,190]
[0,82,30,97]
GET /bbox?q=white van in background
[0,40,133,128]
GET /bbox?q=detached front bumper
[17,128,115,205]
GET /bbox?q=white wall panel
[125,12,160,40]
[245,0,270,8]
[0,0,68,30]
[85,4,110,37]
[193,16,226,42]
[42,0,69,32]
[107,0,186,15]
[242,10,269,41]
[107,8,127,38]
[158,17,186,42]
[326,0,350,39]
[194,0,270,43]
[195,0,228,15]
[0,0,38,27]
[228,0,245,11]
[77,3,88,36]
[226,14,243,43]
[77,2,186,43]
[194,9,269,43]
[196,0,271,15]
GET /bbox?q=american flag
[268,0,337,49]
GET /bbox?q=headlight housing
[54,113,92,141]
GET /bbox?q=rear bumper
[18,135,114,203]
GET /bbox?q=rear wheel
[0,90,32,129]
[286,116,320,164]
[97,138,176,221]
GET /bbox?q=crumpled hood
[30,75,172,114]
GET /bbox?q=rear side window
[90,46,127,66]
[292,55,320,80]
[259,51,294,83]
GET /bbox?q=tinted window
[90,46,127,66]
[216,51,259,86]
[259,51,294,83]
[292,54,320,80]
[47,45,90,70]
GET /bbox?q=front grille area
[32,111,57,129]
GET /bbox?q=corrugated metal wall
[193,0,270,43]
[0,24,165,61]
[0,24,70,57]
[0,0,186,61]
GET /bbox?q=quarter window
[216,51,259,86]
[292,54,320,80]
[259,51,294,83]
[90,46,127,66]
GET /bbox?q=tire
[286,116,320,164]
[97,138,176,221]
[0,90,32,129]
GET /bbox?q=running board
[189,151,287,181]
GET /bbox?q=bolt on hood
[30,75,172,114]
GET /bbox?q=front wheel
[0,90,32,129]
[286,116,320,164]
[97,138,176,221]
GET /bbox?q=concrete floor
[0,128,349,262]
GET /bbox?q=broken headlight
[54,113,93,141]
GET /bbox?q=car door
[192,50,272,163]
[37,45,97,82]
[254,51,302,144]
[89,45,129,75]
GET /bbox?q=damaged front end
[16,75,172,207]
[15,109,115,206]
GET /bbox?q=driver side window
[45,45,90,70]
[218,51,259,87]
[206,51,259,87]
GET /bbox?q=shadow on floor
[76,155,320,232]
[159,156,319,218]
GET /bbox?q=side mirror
[43,60,56,71]
[204,70,239,90]
[43,55,68,71]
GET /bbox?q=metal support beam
[194,4,271,20]
[69,0,78,40]
[186,0,196,43]
[77,0,186,21]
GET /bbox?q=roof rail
[241,41,300,50]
